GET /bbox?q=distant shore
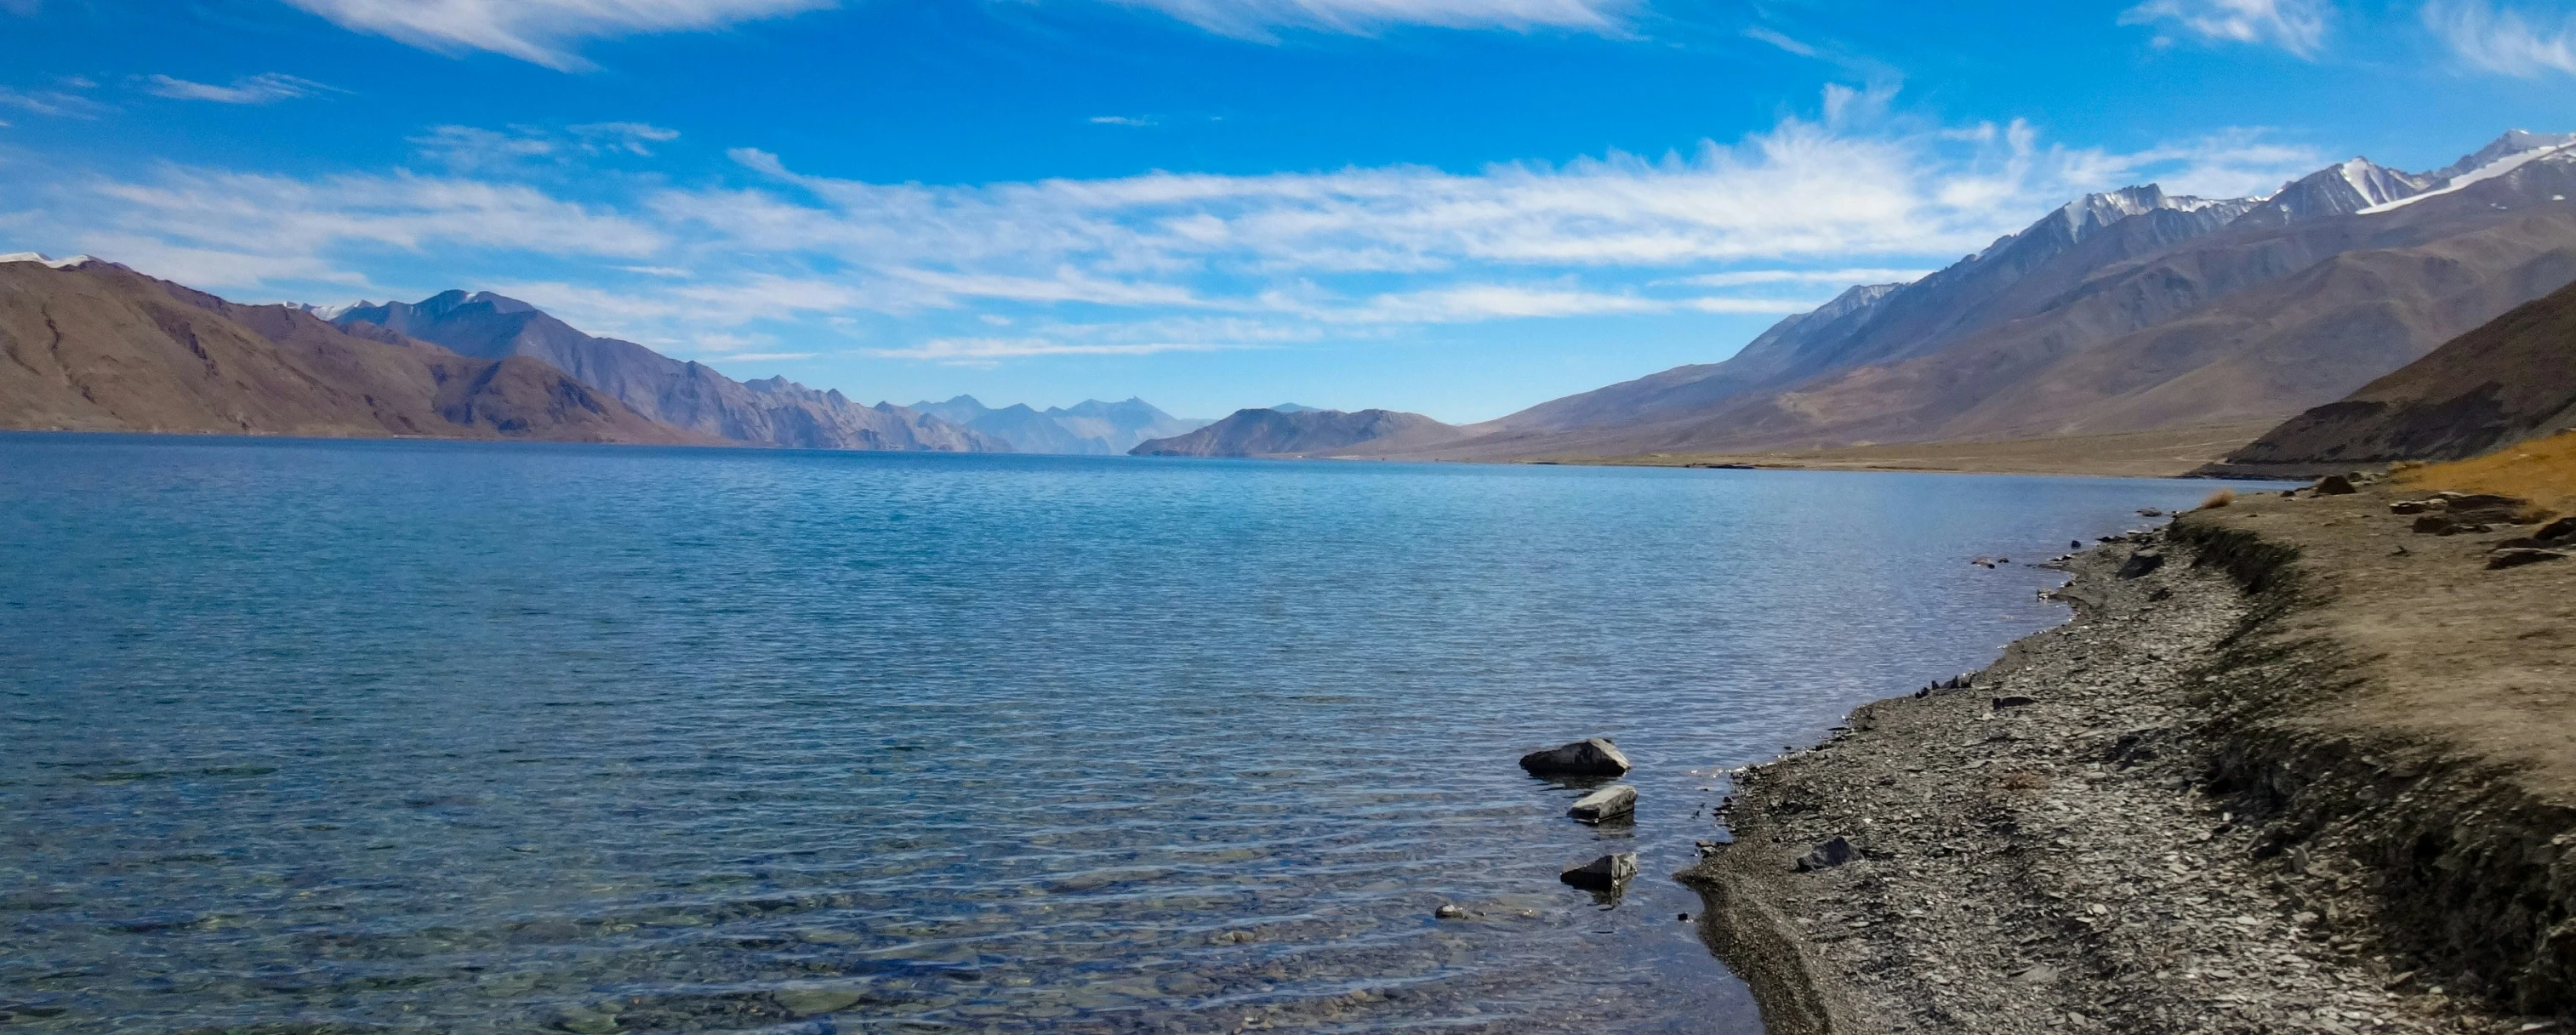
[1683,486,2575,1032]
[1541,422,2280,480]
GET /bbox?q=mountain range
[910,395,1210,455]
[328,291,1000,452]
[1297,129,2576,464]
[0,258,702,444]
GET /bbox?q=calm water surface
[0,435,2254,1032]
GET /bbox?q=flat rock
[1567,783,1637,823]
[2312,475,2357,495]
[1560,852,1638,890]
[1519,737,1631,776]
[2488,548,2570,570]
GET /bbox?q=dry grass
[2396,429,2576,516]
[2200,488,2237,509]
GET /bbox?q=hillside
[0,257,702,445]
[334,292,998,452]
[1365,131,2576,464]
[2204,280,2576,476]
[1131,407,1451,458]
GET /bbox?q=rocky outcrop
[0,259,703,445]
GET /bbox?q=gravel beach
[1684,487,2576,1034]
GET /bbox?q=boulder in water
[1559,852,1638,890]
[1519,737,1631,776]
[1566,784,1637,823]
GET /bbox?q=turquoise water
[0,435,2250,1032]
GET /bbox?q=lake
[0,435,2254,1032]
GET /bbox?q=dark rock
[2536,516,2576,543]
[1992,696,2039,709]
[2117,549,2164,578]
[2412,515,2489,536]
[2312,475,2357,495]
[1519,737,1631,776]
[1559,852,1638,890]
[1567,783,1637,823]
[2391,500,2437,515]
[2072,539,2083,549]
[1434,904,1464,919]
[2488,549,2570,570]
[2137,508,2164,517]
[1794,836,1857,873]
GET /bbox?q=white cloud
[1742,26,1818,57]
[144,73,335,105]
[280,0,835,70]
[2120,0,2331,57]
[2097,128,2328,197]
[721,351,818,361]
[1108,0,1630,39]
[2425,0,2576,76]
[866,337,1259,362]
[1091,115,1156,127]
[1668,267,1932,287]
[16,85,2343,369]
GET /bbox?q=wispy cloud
[14,87,2341,367]
[413,122,681,170]
[1091,115,1157,127]
[1107,0,1632,40]
[279,0,835,71]
[723,351,818,361]
[0,81,107,117]
[1742,26,1818,57]
[143,73,336,105]
[2120,0,2332,57]
[2424,0,2576,77]
[866,337,1259,363]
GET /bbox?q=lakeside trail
[1683,484,2576,1033]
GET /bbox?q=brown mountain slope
[1372,140,2576,462]
[0,259,705,444]
[1131,407,1452,458]
[334,292,1000,452]
[2203,279,2576,475]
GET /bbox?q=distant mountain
[334,292,999,452]
[2204,279,2576,476]
[1131,407,1451,458]
[909,395,1210,454]
[0,257,702,445]
[1368,130,2576,462]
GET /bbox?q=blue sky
[2,0,2572,421]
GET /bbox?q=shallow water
[0,435,2254,1032]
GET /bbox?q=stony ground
[1682,520,2546,1034]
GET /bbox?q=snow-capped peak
[2431,130,2576,181]
[2361,137,2576,215]
[0,252,96,270]
[289,301,373,321]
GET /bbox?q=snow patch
[2362,141,2576,215]
[0,252,95,270]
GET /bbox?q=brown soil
[1684,479,2576,1032]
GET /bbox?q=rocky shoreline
[1682,488,2576,1034]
